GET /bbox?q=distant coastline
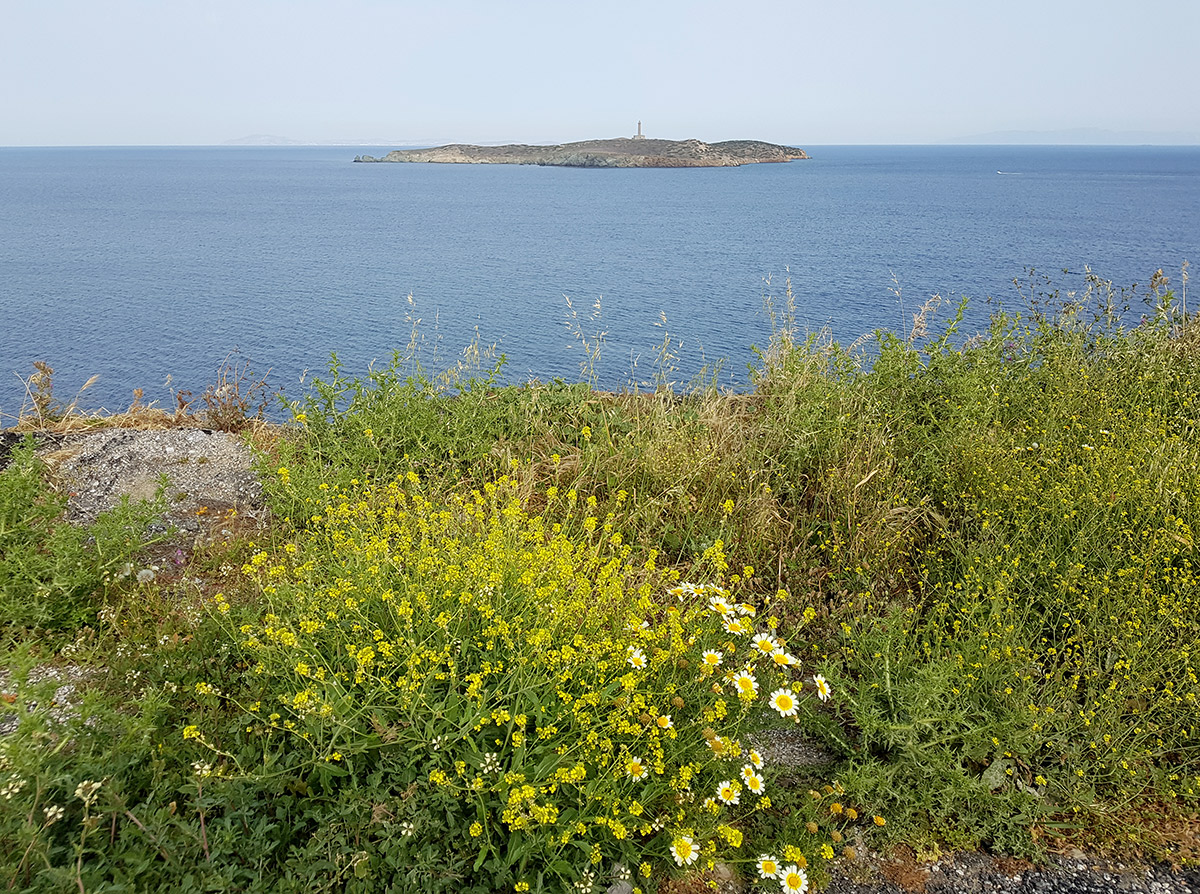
[354,137,808,168]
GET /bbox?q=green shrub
[0,438,162,631]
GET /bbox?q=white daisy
[751,633,779,656]
[670,835,699,866]
[743,770,765,794]
[625,755,648,780]
[780,864,809,893]
[722,616,748,636]
[628,647,648,669]
[757,855,781,879]
[813,674,832,702]
[770,650,798,668]
[732,670,759,700]
[709,595,734,616]
[770,687,799,717]
[715,779,741,805]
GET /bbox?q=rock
[36,427,266,540]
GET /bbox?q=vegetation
[1,268,1197,891]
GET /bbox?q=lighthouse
[632,121,646,140]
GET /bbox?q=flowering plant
[208,473,824,892]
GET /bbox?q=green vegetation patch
[2,270,1198,890]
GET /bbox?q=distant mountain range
[222,134,404,146]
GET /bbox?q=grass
[1,267,1197,891]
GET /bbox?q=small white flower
[770,650,797,668]
[757,855,781,879]
[43,804,65,824]
[74,780,102,804]
[670,835,699,866]
[751,633,779,655]
[722,616,748,636]
[770,687,800,717]
[732,670,759,699]
[1,775,26,800]
[701,650,723,668]
[191,761,213,778]
[780,864,809,893]
[813,674,832,702]
[627,647,648,669]
[715,779,741,805]
[481,752,501,774]
[748,748,764,769]
[399,820,415,837]
[743,770,765,794]
[709,595,734,616]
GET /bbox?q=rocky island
[354,136,808,168]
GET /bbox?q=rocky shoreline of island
[354,137,808,168]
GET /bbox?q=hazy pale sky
[3,0,1198,146]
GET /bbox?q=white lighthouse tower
[632,121,646,140]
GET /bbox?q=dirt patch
[31,427,266,538]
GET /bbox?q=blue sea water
[1,145,1198,418]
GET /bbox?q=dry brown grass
[7,352,273,435]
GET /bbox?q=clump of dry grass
[7,351,272,435]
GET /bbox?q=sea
[1,145,1198,419]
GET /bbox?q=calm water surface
[1,145,1197,416]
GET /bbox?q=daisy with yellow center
[701,650,723,668]
[770,650,797,667]
[709,595,734,616]
[667,583,696,601]
[737,602,756,617]
[670,835,699,866]
[625,756,648,780]
[716,780,741,805]
[751,633,779,655]
[813,674,832,701]
[743,770,765,794]
[722,616,748,636]
[748,749,764,769]
[770,687,799,717]
[656,714,673,730]
[628,647,647,669]
[757,855,780,879]
[780,864,809,893]
[732,670,758,700]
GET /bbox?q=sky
[3,0,1198,147]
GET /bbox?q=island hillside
[355,137,808,167]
